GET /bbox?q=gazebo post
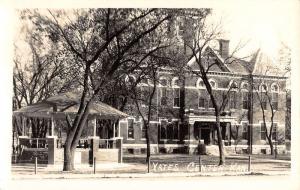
[47,114,58,165]
[88,117,100,165]
[93,118,97,137]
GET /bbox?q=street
[7,175,300,190]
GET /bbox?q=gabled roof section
[186,46,231,73]
[251,49,285,76]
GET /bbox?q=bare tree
[21,8,177,171]
[253,67,284,155]
[185,16,250,165]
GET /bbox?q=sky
[209,2,296,60]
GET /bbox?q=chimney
[219,39,230,59]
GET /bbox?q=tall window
[271,84,279,110]
[198,94,205,108]
[160,120,167,139]
[242,122,248,140]
[229,81,238,109]
[196,78,205,89]
[229,91,237,109]
[160,78,168,106]
[127,119,134,139]
[260,84,268,110]
[261,123,266,140]
[272,123,278,140]
[209,79,217,89]
[173,88,180,107]
[208,98,214,108]
[160,120,179,140]
[141,123,146,139]
[241,82,249,109]
[172,78,180,108]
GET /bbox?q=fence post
[35,157,37,174]
[248,155,251,172]
[93,157,96,174]
[199,155,202,172]
[147,157,150,173]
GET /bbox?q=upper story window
[196,78,205,89]
[125,75,136,84]
[271,83,279,110]
[127,118,135,139]
[260,83,268,92]
[242,122,248,140]
[172,77,179,87]
[271,123,278,141]
[259,83,268,110]
[229,80,238,109]
[160,78,168,106]
[229,80,238,90]
[261,123,266,140]
[241,82,249,109]
[241,82,249,90]
[159,78,168,87]
[172,77,180,108]
[209,79,217,89]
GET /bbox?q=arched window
[209,79,217,89]
[259,83,268,110]
[159,77,168,106]
[228,80,238,90]
[172,77,179,87]
[260,83,268,92]
[196,78,205,89]
[229,80,238,109]
[172,77,180,108]
[125,75,136,84]
[271,83,279,110]
[241,82,249,109]
[241,82,249,90]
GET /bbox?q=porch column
[226,122,231,143]
[188,121,196,141]
[113,121,116,138]
[22,116,25,136]
[93,118,97,137]
[184,120,197,154]
[50,115,55,136]
[118,122,121,137]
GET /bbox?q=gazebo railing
[19,137,48,149]
[99,139,115,149]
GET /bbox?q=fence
[14,155,253,175]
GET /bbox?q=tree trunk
[216,114,225,165]
[63,144,75,171]
[145,122,151,173]
[267,136,274,155]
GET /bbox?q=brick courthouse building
[117,40,288,155]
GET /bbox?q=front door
[201,128,211,145]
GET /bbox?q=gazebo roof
[13,92,129,119]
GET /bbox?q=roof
[187,46,286,77]
[13,92,129,119]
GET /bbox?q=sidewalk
[11,170,290,180]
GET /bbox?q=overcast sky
[209,2,297,60]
